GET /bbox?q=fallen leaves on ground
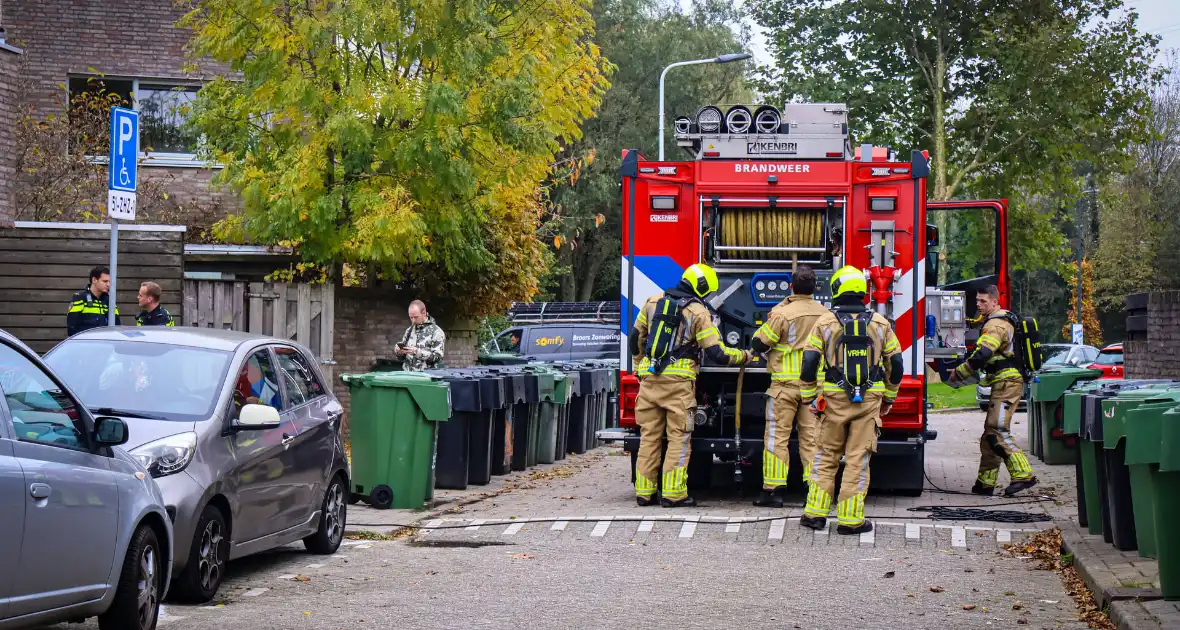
[883,571,896,579]
[929,586,945,593]
[962,604,976,611]
[293,575,311,583]
[1012,602,1024,610]
[424,570,438,575]
[509,553,536,560]
[1001,528,1115,630]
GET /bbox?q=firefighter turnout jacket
[954,309,1023,386]
[67,289,120,336]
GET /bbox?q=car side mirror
[93,416,129,446]
[236,404,281,430]
[926,223,940,248]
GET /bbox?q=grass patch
[927,382,977,409]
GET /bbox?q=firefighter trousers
[763,385,819,490]
[977,378,1034,487]
[634,377,696,501]
[804,391,882,527]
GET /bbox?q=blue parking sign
[108,106,138,193]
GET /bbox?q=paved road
[41,411,1092,629]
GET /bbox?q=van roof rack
[508,301,621,325]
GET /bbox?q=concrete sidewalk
[1061,526,1179,630]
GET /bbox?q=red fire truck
[606,102,1011,495]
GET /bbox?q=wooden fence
[0,222,185,353]
[182,279,335,362]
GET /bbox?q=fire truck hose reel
[717,208,824,261]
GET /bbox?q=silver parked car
[0,329,172,630]
[44,327,349,603]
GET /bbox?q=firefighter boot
[753,486,787,508]
[636,495,656,507]
[799,514,827,530]
[837,520,873,536]
[662,496,698,508]
[971,480,995,496]
[1004,476,1039,496]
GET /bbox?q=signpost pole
[109,218,118,326]
[107,106,138,326]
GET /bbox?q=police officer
[799,266,903,534]
[136,281,175,326]
[629,263,750,507]
[67,266,120,336]
[749,264,830,507]
[947,284,1038,496]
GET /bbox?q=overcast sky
[714,0,1180,70]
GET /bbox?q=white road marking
[341,541,366,547]
[860,528,875,546]
[637,519,655,533]
[158,605,187,623]
[726,517,743,534]
[242,588,269,597]
[952,526,967,548]
[551,520,569,531]
[355,544,373,549]
[420,519,444,535]
[591,518,613,537]
[277,574,297,580]
[768,518,786,541]
[466,519,487,532]
[305,564,324,569]
[679,516,699,538]
[997,530,1012,544]
[503,520,528,535]
[906,523,921,541]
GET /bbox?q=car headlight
[130,432,197,478]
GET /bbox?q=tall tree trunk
[577,247,608,302]
[931,39,950,286]
[559,245,576,301]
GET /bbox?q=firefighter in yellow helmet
[748,264,830,507]
[629,263,751,507]
[798,266,903,534]
[947,284,1038,496]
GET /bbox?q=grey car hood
[112,416,199,450]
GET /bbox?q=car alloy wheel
[324,481,344,545]
[198,519,225,592]
[137,544,159,629]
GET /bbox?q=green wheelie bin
[1154,406,1180,600]
[1063,379,1107,534]
[1123,398,1180,559]
[1030,367,1102,465]
[341,371,452,509]
[524,364,563,465]
[1097,383,1180,550]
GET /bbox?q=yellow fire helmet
[681,263,720,298]
[830,265,868,298]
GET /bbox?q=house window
[67,76,203,159]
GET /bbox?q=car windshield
[1096,350,1124,366]
[44,339,232,422]
[1042,347,1074,366]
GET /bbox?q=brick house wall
[0,38,21,227]
[1124,290,1180,380]
[2,0,239,223]
[331,288,478,436]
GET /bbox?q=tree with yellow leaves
[180,0,611,316]
[1062,259,1103,347]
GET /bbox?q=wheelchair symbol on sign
[118,159,131,187]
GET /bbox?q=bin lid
[1030,367,1102,401]
[340,371,452,421]
[424,370,483,412]
[1124,401,1180,466]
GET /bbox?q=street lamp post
[658,52,752,161]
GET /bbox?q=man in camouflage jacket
[397,300,446,371]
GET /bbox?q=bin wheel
[370,485,394,510]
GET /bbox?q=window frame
[272,344,327,410]
[67,74,216,168]
[227,346,285,424]
[0,339,96,454]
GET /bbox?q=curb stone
[1061,527,1167,630]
